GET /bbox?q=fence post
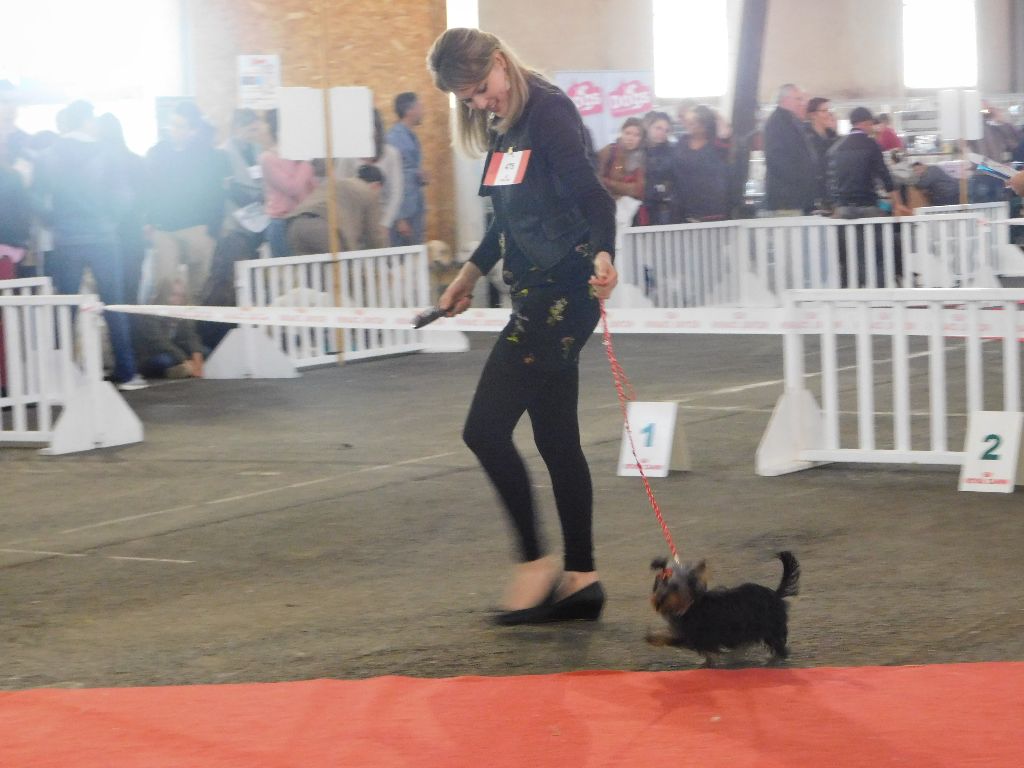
[44,299,143,455]
[755,291,825,476]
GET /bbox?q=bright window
[652,0,729,98]
[446,0,479,29]
[903,0,977,88]
[0,0,184,153]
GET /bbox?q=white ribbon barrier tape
[104,303,1024,339]
[105,304,786,334]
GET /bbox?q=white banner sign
[238,55,281,110]
[554,70,655,149]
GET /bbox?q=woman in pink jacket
[260,110,315,257]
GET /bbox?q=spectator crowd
[3,81,1024,386]
[0,92,429,389]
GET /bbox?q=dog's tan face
[650,557,708,617]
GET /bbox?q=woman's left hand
[589,251,618,300]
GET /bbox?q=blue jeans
[139,351,177,378]
[389,210,425,247]
[49,239,137,383]
[267,218,291,257]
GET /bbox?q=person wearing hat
[827,106,911,287]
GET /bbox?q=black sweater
[763,106,818,212]
[471,78,615,278]
[827,130,894,208]
[145,139,229,233]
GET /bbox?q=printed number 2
[981,434,1001,461]
[641,423,655,448]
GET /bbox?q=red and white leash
[598,299,681,563]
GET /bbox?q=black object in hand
[412,306,447,329]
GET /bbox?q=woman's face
[454,52,511,117]
[684,111,703,139]
[647,119,670,145]
[168,114,194,147]
[620,125,642,151]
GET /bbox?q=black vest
[479,80,590,271]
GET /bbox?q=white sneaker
[115,374,149,392]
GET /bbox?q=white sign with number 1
[617,401,690,478]
[958,411,1023,493]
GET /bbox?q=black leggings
[463,347,595,572]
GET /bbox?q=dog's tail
[775,551,800,598]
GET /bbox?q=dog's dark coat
[648,552,800,660]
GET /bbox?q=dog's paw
[645,631,672,647]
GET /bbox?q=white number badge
[483,149,532,186]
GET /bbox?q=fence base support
[42,382,143,455]
[969,262,1002,288]
[739,269,778,306]
[205,326,299,379]
[756,387,828,476]
[419,330,470,353]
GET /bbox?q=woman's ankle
[557,570,599,598]
[500,556,560,610]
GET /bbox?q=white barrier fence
[1,276,53,298]
[109,290,1022,482]
[0,290,142,454]
[619,205,1024,308]
[757,288,1024,476]
[224,245,459,373]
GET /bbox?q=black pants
[463,346,595,572]
[836,207,904,288]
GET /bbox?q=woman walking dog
[427,28,617,625]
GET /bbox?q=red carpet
[1,663,1021,767]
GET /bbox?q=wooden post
[318,0,346,364]
[959,138,969,205]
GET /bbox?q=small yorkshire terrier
[646,551,800,663]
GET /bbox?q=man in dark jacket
[805,97,838,211]
[828,106,911,287]
[762,84,818,215]
[146,101,229,303]
[33,100,143,388]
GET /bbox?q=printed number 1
[641,423,655,448]
[981,434,1001,461]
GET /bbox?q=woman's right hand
[1008,170,1024,197]
[438,262,482,316]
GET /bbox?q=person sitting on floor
[132,277,205,379]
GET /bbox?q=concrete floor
[2,333,1022,690]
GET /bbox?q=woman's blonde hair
[427,28,535,156]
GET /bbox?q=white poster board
[238,55,281,109]
[958,411,1023,493]
[617,401,689,478]
[277,86,326,161]
[277,86,374,161]
[329,86,375,159]
[938,89,983,141]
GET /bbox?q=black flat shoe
[493,585,559,626]
[542,582,605,623]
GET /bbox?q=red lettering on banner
[567,81,604,116]
[608,80,653,117]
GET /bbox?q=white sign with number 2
[958,411,1023,493]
